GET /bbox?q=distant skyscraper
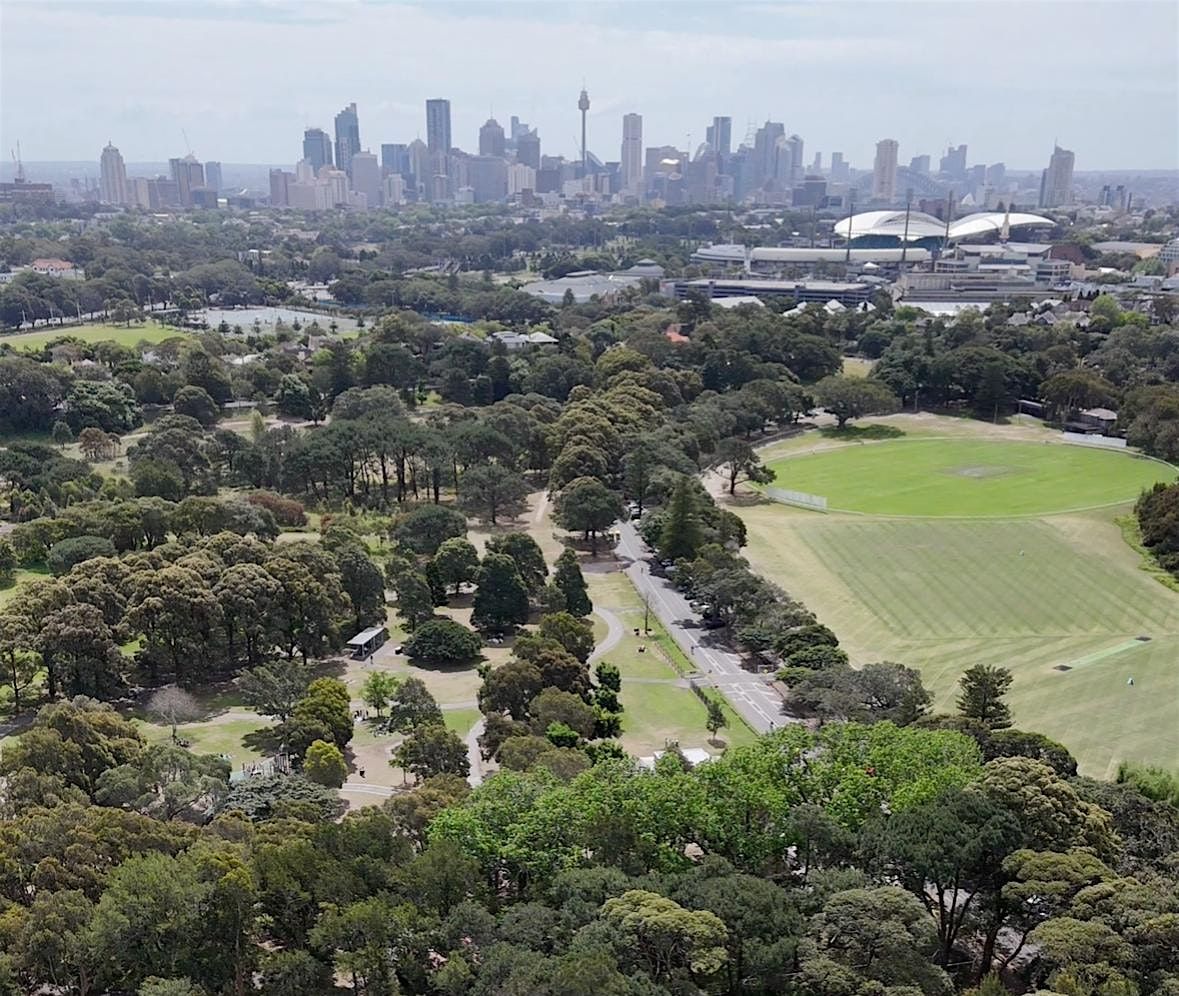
[909,154,930,174]
[479,118,506,157]
[621,113,643,194]
[516,130,540,170]
[1038,144,1075,208]
[381,143,409,176]
[426,99,452,154]
[578,88,591,171]
[334,103,361,177]
[99,141,127,205]
[169,154,204,207]
[830,152,848,183]
[752,121,785,188]
[303,128,333,172]
[706,116,732,156]
[269,168,291,207]
[784,134,804,184]
[939,143,967,178]
[350,151,381,205]
[872,139,899,201]
[204,161,222,193]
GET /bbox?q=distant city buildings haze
[71,90,1119,216]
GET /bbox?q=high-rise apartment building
[168,154,204,207]
[426,99,452,154]
[99,141,127,205]
[1038,145,1075,208]
[706,116,732,157]
[269,168,291,207]
[783,134,804,184]
[909,154,931,174]
[516,130,540,170]
[350,151,381,205]
[303,128,333,172]
[752,121,785,188]
[204,161,222,193]
[333,103,361,177]
[872,139,899,201]
[381,143,409,177]
[479,118,506,157]
[620,113,643,194]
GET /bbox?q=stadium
[832,209,1055,249]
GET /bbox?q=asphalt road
[615,522,789,734]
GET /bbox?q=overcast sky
[2,0,1177,171]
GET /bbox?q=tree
[659,475,704,562]
[485,532,548,592]
[38,603,125,700]
[51,419,74,447]
[0,538,17,587]
[47,535,116,576]
[957,664,1014,730]
[290,677,353,749]
[304,739,347,788]
[478,657,544,720]
[431,537,480,596]
[387,675,443,732]
[402,618,482,666]
[553,476,624,554]
[275,374,313,419]
[146,686,201,743]
[713,436,776,495]
[0,611,37,713]
[538,611,596,663]
[600,889,729,983]
[472,552,530,633]
[457,463,530,525]
[392,570,435,629]
[172,385,219,428]
[705,698,728,742]
[334,546,387,631]
[239,659,312,721]
[360,671,399,717]
[813,375,900,428]
[553,548,592,617]
[791,662,931,726]
[392,504,467,555]
[393,722,470,781]
[222,773,342,822]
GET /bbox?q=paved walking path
[615,522,790,734]
[589,605,625,663]
[465,718,485,786]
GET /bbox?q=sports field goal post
[765,487,828,512]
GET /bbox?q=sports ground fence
[765,487,829,512]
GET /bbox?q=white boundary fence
[1061,432,1128,450]
[766,487,828,511]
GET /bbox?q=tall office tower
[752,121,785,187]
[426,99,452,154]
[872,139,899,201]
[830,151,848,182]
[1038,144,1075,208]
[406,139,430,194]
[620,113,643,194]
[812,152,822,172]
[204,161,222,193]
[479,118,506,157]
[705,116,732,156]
[334,103,360,177]
[303,128,333,172]
[939,143,967,178]
[985,162,1006,188]
[99,141,127,205]
[516,130,540,170]
[168,154,204,206]
[787,133,806,183]
[381,143,409,176]
[578,88,590,171]
[350,151,381,205]
[269,168,291,207]
[909,154,931,174]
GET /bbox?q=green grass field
[738,425,1179,777]
[766,438,1173,516]
[0,322,190,350]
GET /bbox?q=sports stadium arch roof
[832,210,1053,243]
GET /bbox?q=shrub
[403,618,483,666]
[247,490,307,528]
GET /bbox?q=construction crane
[11,140,25,182]
[182,129,192,156]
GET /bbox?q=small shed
[346,625,389,660]
[1079,407,1118,433]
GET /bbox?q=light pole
[900,187,913,269]
[844,188,856,263]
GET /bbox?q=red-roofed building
[664,324,689,344]
[30,258,82,279]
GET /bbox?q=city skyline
[2,1,1177,170]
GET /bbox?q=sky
[1,0,1177,171]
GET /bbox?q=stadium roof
[833,210,1054,243]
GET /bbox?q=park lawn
[735,501,1179,776]
[764,437,1172,516]
[841,357,874,378]
[0,567,48,607]
[443,707,481,736]
[135,708,275,770]
[1,322,190,350]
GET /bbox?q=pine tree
[956,664,1014,729]
[553,548,592,617]
[659,475,703,562]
